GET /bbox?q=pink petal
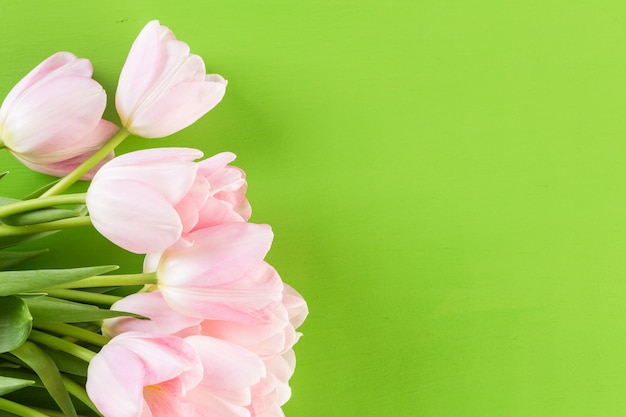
[196,152,237,177]
[282,284,309,330]
[142,388,194,417]
[175,175,211,233]
[158,223,273,288]
[194,198,246,230]
[105,291,202,338]
[0,52,91,122]
[186,335,265,390]
[200,305,291,358]
[160,261,284,323]
[101,147,203,170]
[2,76,106,157]
[87,333,202,417]
[128,76,226,138]
[12,119,119,179]
[87,179,184,253]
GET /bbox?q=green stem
[33,322,110,347]
[0,398,50,417]
[50,272,158,289]
[45,289,121,306]
[0,215,91,236]
[28,330,96,363]
[41,127,130,197]
[0,193,86,218]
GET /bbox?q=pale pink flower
[154,223,284,322]
[86,332,202,417]
[105,283,307,358]
[86,148,250,254]
[103,282,307,416]
[185,335,266,417]
[0,52,117,178]
[249,351,297,417]
[116,20,227,138]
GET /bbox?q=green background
[2,1,626,416]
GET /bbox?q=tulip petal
[87,333,202,417]
[158,223,273,288]
[196,152,237,177]
[94,147,201,205]
[116,21,187,124]
[161,261,284,323]
[105,291,202,338]
[2,76,105,158]
[0,52,91,124]
[128,76,226,138]
[186,335,265,390]
[12,119,119,179]
[87,179,184,253]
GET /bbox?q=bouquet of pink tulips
[0,21,307,417]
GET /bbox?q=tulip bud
[116,20,227,138]
[0,52,117,178]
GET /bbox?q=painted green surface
[2,1,626,416]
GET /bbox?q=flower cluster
[0,20,306,417]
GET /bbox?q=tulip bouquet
[0,20,307,417]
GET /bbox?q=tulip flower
[105,283,308,358]
[87,147,250,254]
[86,332,203,417]
[116,20,227,138]
[154,223,284,322]
[87,331,266,417]
[184,335,266,417]
[0,52,117,178]
[249,351,297,417]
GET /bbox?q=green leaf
[10,341,77,417]
[0,265,119,296]
[0,231,58,250]
[0,296,32,353]
[40,349,88,377]
[0,249,48,270]
[0,195,82,226]
[25,296,140,322]
[21,179,61,200]
[0,172,7,181]
[3,208,80,226]
[0,375,34,395]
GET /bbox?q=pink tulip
[249,351,297,417]
[0,52,117,178]
[116,20,227,138]
[86,332,203,417]
[154,223,284,322]
[103,291,203,338]
[87,148,250,254]
[184,335,266,417]
[105,283,307,358]
[200,284,308,358]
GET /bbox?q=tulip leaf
[0,296,32,353]
[10,341,77,417]
[0,231,58,250]
[21,179,61,200]
[2,208,80,226]
[0,195,82,226]
[25,296,141,323]
[40,348,88,377]
[0,249,48,270]
[0,265,118,296]
[0,376,35,396]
